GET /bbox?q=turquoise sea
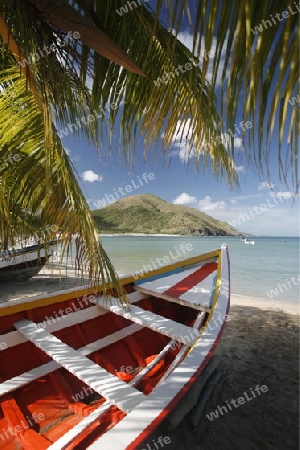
[99,236,299,304]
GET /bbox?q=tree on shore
[0,0,298,296]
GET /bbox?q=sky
[62,2,298,237]
[63,134,298,236]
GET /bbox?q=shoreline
[0,265,297,311]
[230,294,299,315]
[0,267,299,315]
[99,233,241,237]
[99,233,182,237]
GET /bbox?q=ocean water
[99,236,300,304]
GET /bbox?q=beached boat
[0,245,230,449]
[0,242,56,282]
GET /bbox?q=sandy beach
[0,265,90,304]
[0,273,298,450]
[150,295,299,450]
[99,233,183,237]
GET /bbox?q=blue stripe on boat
[134,267,184,285]
[208,275,217,306]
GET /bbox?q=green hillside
[92,194,241,236]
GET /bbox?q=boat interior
[0,258,218,449]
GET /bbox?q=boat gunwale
[0,249,220,318]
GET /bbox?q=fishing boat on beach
[0,241,55,282]
[0,245,230,449]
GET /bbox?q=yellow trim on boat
[186,249,223,356]
[208,248,223,315]
[0,249,220,318]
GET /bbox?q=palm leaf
[1,0,296,187]
[172,0,298,189]
[0,66,126,300]
[0,0,238,185]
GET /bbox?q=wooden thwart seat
[2,291,144,352]
[134,285,210,312]
[134,261,217,311]
[14,319,145,414]
[0,323,142,398]
[45,336,185,450]
[94,297,201,346]
[2,321,185,450]
[43,317,207,450]
[0,360,60,397]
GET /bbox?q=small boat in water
[0,241,55,282]
[241,238,255,245]
[0,245,230,449]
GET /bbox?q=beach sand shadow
[142,305,299,450]
[0,272,90,303]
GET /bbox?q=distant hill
[92,194,241,236]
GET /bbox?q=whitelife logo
[116,0,149,17]
[206,384,269,421]
[0,413,45,442]
[132,243,193,279]
[140,435,171,450]
[91,172,156,208]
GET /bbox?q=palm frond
[0,0,239,186]
[166,0,299,188]
[0,66,126,300]
[1,0,296,187]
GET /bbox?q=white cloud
[172,118,193,144]
[258,181,275,191]
[170,118,244,166]
[257,182,295,200]
[177,32,195,54]
[64,147,82,163]
[269,191,294,200]
[231,193,265,201]
[198,196,226,212]
[216,206,299,236]
[175,32,250,162]
[72,155,81,162]
[177,146,196,162]
[234,164,245,172]
[173,193,227,213]
[233,137,243,148]
[173,192,197,205]
[221,133,243,149]
[82,170,103,182]
[167,118,197,162]
[177,31,230,88]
